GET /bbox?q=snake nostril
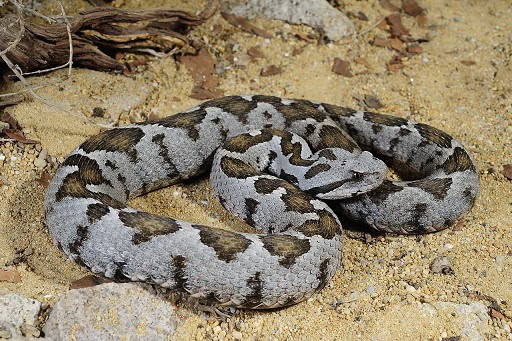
[352,171,364,180]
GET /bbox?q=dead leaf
[380,0,400,11]
[4,129,38,144]
[377,20,389,30]
[490,308,507,320]
[0,269,22,283]
[363,95,384,109]
[247,47,265,59]
[402,0,424,17]
[386,13,409,38]
[260,65,283,77]
[460,60,476,66]
[36,172,52,188]
[417,14,428,26]
[294,32,314,42]
[0,111,21,130]
[407,44,423,54]
[502,164,512,180]
[373,37,392,48]
[191,86,223,100]
[347,11,369,21]
[390,38,405,52]
[0,95,24,109]
[451,220,465,231]
[179,49,223,99]
[332,58,353,77]
[387,55,404,72]
[70,275,112,290]
[354,57,372,69]
[221,12,272,39]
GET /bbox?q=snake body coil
[45,95,479,308]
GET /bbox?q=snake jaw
[302,150,388,200]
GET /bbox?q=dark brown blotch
[204,96,258,124]
[152,133,179,177]
[86,203,110,224]
[305,163,331,180]
[244,198,259,227]
[440,147,476,174]
[280,185,315,213]
[296,210,340,239]
[414,123,453,148]
[370,180,404,205]
[68,224,89,257]
[260,235,311,267]
[80,127,145,161]
[244,272,264,307]
[279,170,299,185]
[220,156,258,179]
[316,259,331,291]
[172,255,188,291]
[254,177,290,194]
[321,103,358,118]
[274,100,326,126]
[118,211,181,244]
[317,125,358,151]
[57,155,125,209]
[363,112,408,127]
[318,149,337,160]
[223,130,274,153]
[409,202,428,231]
[279,133,315,167]
[156,109,207,140]
[409,178,453,200]
[195,226,252,262]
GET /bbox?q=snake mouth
[305,172,385,200]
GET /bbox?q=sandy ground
[0,0,511,339]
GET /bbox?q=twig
[0,0,25,57]
[0,84,52,98]
[0,138,16,142]
[20,0,74,76]
[57,0,73,76]
[0,54,55,107]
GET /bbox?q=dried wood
[0,2,217,73]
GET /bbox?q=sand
[0,0,510,339]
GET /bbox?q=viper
[45,95,480,309]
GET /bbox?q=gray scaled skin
[45,95,480,309]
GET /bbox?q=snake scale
[45,95,480,309]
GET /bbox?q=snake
[44,95,480,309]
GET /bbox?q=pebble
[223,0,354,40]
[34,149,48,168]
[430,255,455,274]
[44,283,192,340]
[232,330,243,340]
[444,243,454,249]
[0,294,42,339]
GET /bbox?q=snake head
[301,149,388,200]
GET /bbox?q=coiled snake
[45,95,479,308]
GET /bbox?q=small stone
[92,107,105,117]
[495,256,506,264]
[444,243,454,249]
[20,323,40,337]
[0,325,12,339]
[232,330,243,340]
[33,157,47,168]
[260,65,282,76]
[430,255,455,275]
